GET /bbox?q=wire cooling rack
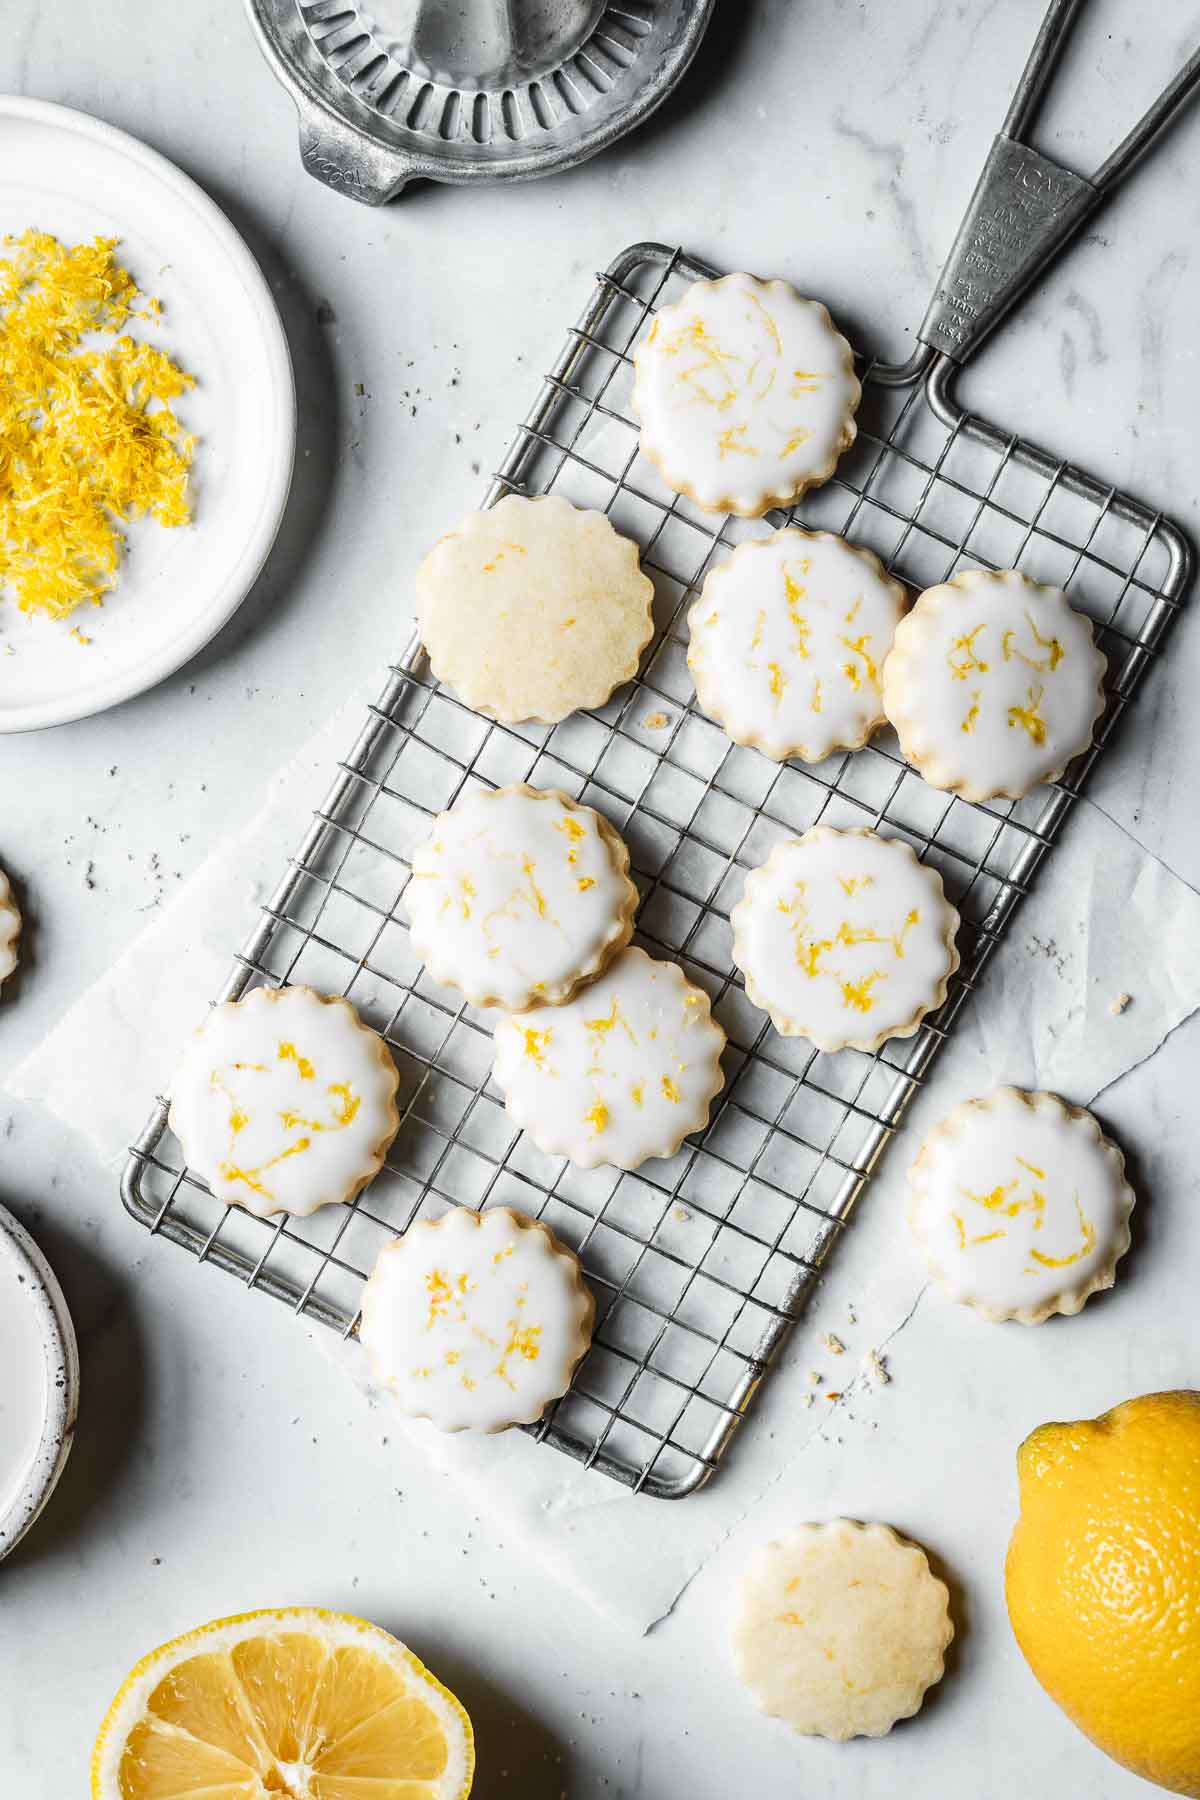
[124,242,1190,1499]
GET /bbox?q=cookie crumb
[822,1332,846,1356]
[806,1369,823,1387]
[801,1391,815,1409]
[1109,991,1132,1015]
[862,1348,890,1386]
[643,711,671,730]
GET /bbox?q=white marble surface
[2,0,1199,1794]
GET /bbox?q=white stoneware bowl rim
[0,1201,79,1561]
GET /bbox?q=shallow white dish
[0,1202,79,1561]
[0,98,296,733]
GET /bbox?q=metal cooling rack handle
[918,0,1200,364]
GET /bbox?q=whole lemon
[1006,1390,1200,1795]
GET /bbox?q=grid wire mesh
[123,242,1190,1499]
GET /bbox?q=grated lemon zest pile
[0,230,196,623]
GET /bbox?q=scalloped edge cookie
[733,1519,954,1741]
[880,567,1107,802]
[359,1205,595,1433]
[0,869,20,988]
[687,528,908,762]
[906,1086,1135,1324]
[631,271,861,518]
[405,785,639,1011]
[730,826,961,1054]
[416,492,655,724]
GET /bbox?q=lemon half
[91,1607,474,1800]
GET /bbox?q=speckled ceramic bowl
[0,1203,78,1561]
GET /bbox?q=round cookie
[491,945,726,1171]
[730,827,960,1053]
[404,785,638,1011]
[632,271,860,517]
[168,985,400,1219]
[906,1086,1134,1324]
[359,1205,595,1432]
[416,493,655,724]
[881,568,1107,801]
[687,529,907,761]
[733,1520,954,1741]
[0,869,20,987]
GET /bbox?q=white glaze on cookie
[169,985,400,1219]
[405,785,637,1011]
[906,1086,1134,1323]
[688,529,907,761]
[359,1205,595,1432]
[733,1520,953,1741]
[632,272,860,517]
[0,870,19,987]
[881,568,1107,801]
[730,827,960,1052]
[416,493,655,724]
[491,946,726,1170]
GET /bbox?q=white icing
[907,1087,1133,1320]
[404,785,635,1011]
[632,272,860,516]
[730,828,959,1051]
[417,492,654,724]
[168,986,399,1219]
[0,871,19,986]
[881,569,1107,800]
[491,946,726,1171]
[359,1205,594,1432]
[688,529,906,761]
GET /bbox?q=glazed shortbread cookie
[881,568,1107,801]
[688,529,907,761]
[359,1206,595,1432]
[733,1521,954,1741]
[491,946,726,1170]
[731,827,960,1053]
[169,985,400,1219]
[906,1086,1135,1324]
[632,272,860,517]
[416,493,655,724]
[0,870,19,987]
[405,785,637,1011]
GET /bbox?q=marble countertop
[2,1,1199,1794]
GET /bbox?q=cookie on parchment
[906,1086,1134,1324]
[359,1205,595,1432]
[491,945,726,1171]
[687,528,907,761]
[881,568,1106,801]
[632,271,860,517]
[168,985,400,1219]
[404,784,638,1012]
[733,1520,954,1741]
[0,869,19,987]
[416,493,654,724]
[730,827,960,1053]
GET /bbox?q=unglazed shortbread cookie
[416,493,655,724]
[731,828,960,1053]
[632,271,860,517]
[733,1520,954,1741]
[491,946,726,1170]
[687,529,907,761]
[169,985,400,1219]
[359,1206,595,1432]
[906,1086,1135,1324]
[0,870,19,987]
[404,785,637,1012]
[881,568,1107,801]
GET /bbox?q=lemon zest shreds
[0,229,196,622]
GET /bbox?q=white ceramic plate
[0,98,296,732]
[0,1202,79,1562]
